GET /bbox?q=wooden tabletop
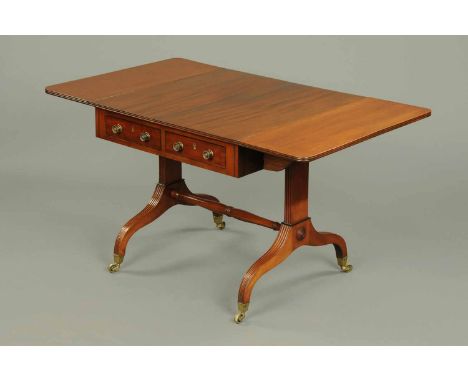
[46,58,431,161]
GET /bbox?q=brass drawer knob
[140,132,150,142]
[111,124,123,134]
[173,141,184,152]
[202,149,214,160]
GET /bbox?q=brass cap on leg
[108,254,124,273]
[213,213,226,230]
[337,256,353,273]
[234,302,249,324]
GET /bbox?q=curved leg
[108,182,182,272]
[233,162,353,323]
[108,155,226,273]
[306,220,353,273]
[108,157,186,272]
[195,194,225,230]
[234,218,352,322]
[235,224,299,323]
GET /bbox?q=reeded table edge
[45,88,432,162]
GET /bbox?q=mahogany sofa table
[46,58,431,323]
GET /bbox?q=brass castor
[108,263,120,273]
[213,213,226,230]
[234,302,249,324]
[337,256,353,273]
[234,312,245,324]
[107,254,124,273]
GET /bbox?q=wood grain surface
[46,58,431,161]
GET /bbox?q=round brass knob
[140,132,150,142]
[111,124,123,134]
[173,141,184,152]
[202,149,214,160]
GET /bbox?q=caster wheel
[340,264,353,273]
[213,213,225,230]
[234,312,245,324]
[108,263,120,273]
[108,254,123,273]
[234,302,249,324]
[337,257,353,273]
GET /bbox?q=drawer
[96,109,263,177]
[102,113,162,152]
[165,131,226,169]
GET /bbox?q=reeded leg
[108,182,181,272]
[107,157,227,273]
[108,157,185,273]
[234,219,352,322]
[236,224,297,323]
[234,162,352,323]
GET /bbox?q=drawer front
[165,131,226,169]
[103,114,162,151]
[96,109,263,177]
